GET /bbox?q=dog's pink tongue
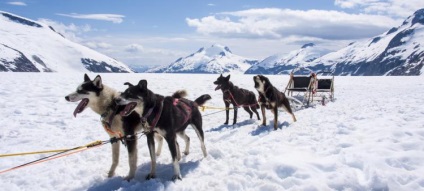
[73,98,89,117]
[120,102,137,116]
[215,85,221,91]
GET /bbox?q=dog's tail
[172,90,188,98]
[195,94,212,106]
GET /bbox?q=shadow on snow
[250,120,290,136]
[206,119,256,132]
[85,160,201,191]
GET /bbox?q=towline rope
[0,132,146,175]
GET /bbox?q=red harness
[173,98,192,125]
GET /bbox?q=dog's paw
[146,173,156,180]
[124,175,134,181]
[183,151,189,156]
[224,122,228,125]
[107,171,115,178]
[172,175,182,181]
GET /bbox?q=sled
[284,67,316,107]
[284,68,335,107]
[313,71,335,105]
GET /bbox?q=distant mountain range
[245,43,332,74]
[303,8,424,76]
[147,44,258,74]
[0,11,133,73]
[1,9,423,75]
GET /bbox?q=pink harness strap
[173,98,192,125]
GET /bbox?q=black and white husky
[65,74,142,180]
[115,79,211,180]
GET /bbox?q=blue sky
[2,0,424,68]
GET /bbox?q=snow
[259,45,330,69]
[148,44,255,74]
[1,73,424,191]
[0,11,133,73]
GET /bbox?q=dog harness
[141,97,164,133]
[173,98,193,126]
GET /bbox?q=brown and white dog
[253,75,297,130]
[65,74,142,180]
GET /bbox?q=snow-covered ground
[0,73,423,191]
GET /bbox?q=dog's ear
[225,74,231,81]
[92,75,103,89]
[124,82,133,87]
[138,80,148,90]
[84,73,91,82]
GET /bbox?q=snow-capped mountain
[0,11,133,73]
[245,43,331,74]
[306,9,424,76]
[148,44,258,74]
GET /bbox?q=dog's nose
[65,96,70,101]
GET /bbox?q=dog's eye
[77,89,88,94]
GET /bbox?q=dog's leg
[154,133,163,156]
[166,134,182,180]
[190,122,207,157]
[243,106,253,119]
[146,133,157,180]
[224,101,230,125]
[233,105,238,125]
[107,141,120,177]
[282,99,297,122]
[273,106,278,130]
[176,140,182,161]
[251,105,261,120]
[260,105,266,126]
[177,131,190,156]
[124,136,138,180]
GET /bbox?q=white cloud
[207,3,215,6]
[125,44,144,53]
[7,1,27,6]
[37,18,92,42]
[335,0,424,18]
[85,41,112,49]
[186,8,400,40]
[57,13,125,23]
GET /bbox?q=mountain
[245,43,331,74]
[306,9,424,76]
[147,44,258,74]
[0,11,133,73]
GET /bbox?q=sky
[1,0,424,69]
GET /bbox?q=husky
[213,74,260,125]
[253,75,297,130]
[65,74,142,180]
[115,79,211,180]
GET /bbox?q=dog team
[65,73,296,181]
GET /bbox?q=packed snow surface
[0,73,423,191]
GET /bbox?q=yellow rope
[0,140,103,158]
[199,105,233,111]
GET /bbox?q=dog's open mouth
[73,98,89,117]
[215,84,221,91]
[120,102,137,116]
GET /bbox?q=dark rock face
[81,58,130,73]
[1,12,42,28]
[0,44,40,72]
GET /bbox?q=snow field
[0,73,423,191]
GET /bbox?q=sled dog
[115,79,211,180]
[253,75,297,130]
[214,74,260,125]
[65,74,141,180]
